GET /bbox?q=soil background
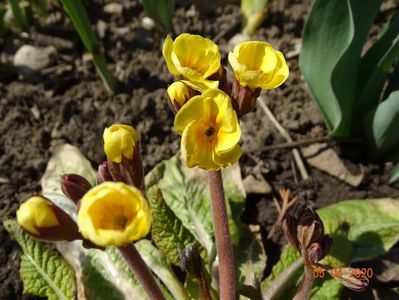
[1,0,398,299]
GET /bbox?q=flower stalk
[119,243,166,300]
[207,170,236,300]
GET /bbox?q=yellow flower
[77,182,151,247]
[163,33,221,91]
[228,41,289,89]
[16,196,59,235]
[174,89,242,170]
[167,81,191,108]
[103,124,139,163]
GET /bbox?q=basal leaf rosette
[228,41,289,89]
[103,124,139,163]
[77,182,152,247]
[174,88,242,170]
[163,33,221,92]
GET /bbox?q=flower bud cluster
[17,124,151,248]
[282,208,368,292]
[162,33,288,170]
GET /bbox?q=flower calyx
[103,124,144,188]
[61,173,92,204]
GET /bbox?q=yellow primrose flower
[174,89,242,170]
[16,196,59,235]
[228,41,289,89]
[167,81,191,108]
[163,33,221,91]
[77,182,151,247]
[103,124,139,163]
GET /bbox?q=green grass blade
[7,0,28,32]
[60,0,116,93]
[241,0,269,36]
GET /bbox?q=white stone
[13,45,50,72]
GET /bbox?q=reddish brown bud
[97,161,113,184]
[107,144,144,189]
[230,78,261,118]
[61,174,92,204]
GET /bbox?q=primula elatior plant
[163,32,289,299]
[8,31,399,300]
[299,0,399,179]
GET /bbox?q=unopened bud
[207,65,228,94]
[103,125,144,188]
[167,81,192,113]
[61,174,92,204]
[307,243,323,263]
[16,196,81,241]
[97,161,113,184]
[230,78,261,118]
[297,208,324,250]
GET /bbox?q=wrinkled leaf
[299,0,383,136]
[145,155,245,254]
[4,220,76,300]
[147,186,205,266]
[364,90,399,159]
[235,232,266,290]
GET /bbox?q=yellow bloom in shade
[77,182,151,247]
[103,124,139,163]
[228,41,289,89]
[174,89,242,170]
[163,33,221,91]
[16,196,59,235]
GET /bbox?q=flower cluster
[163,33,288,170]
[17,124,151,248]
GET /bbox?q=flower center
[113,215,128,230]
[205,127,215,137]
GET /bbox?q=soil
[1,0,398,299]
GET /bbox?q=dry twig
[268,188,299,239]
[257,99,310,181]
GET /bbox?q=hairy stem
[207,170,236,300]
[293,262,314,300]
[118,243,166,300]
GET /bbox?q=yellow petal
[103,124,139,163]
[174,95,205,134]
[213,144,242,167]
[78,182,151,247]
[162,35,180,75]
[261,51,289,89]
[16,196,59,235]
[167,81,191,107]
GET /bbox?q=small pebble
[13,45,50,74]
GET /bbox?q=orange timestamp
[313,266,373,279]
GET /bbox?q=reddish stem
[118,243,166,300]
[207,170,236,300]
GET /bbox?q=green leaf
[41,143,97,219]
[235,232,266,290]
[357,12,399,114]
[60,0,116,92]
[363,90,399,159]
[318,198,399,261]
[140,0,175,33]
[147,186,205,266]
[241,0,269,36]
[135,240,190,300]
[310,278,343,300]
[4,220,76,300]
[389,163,399,183]
[299,0,383,137]
[145,155,246,255]
[7,0,28,32]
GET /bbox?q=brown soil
[1,0,398,299]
